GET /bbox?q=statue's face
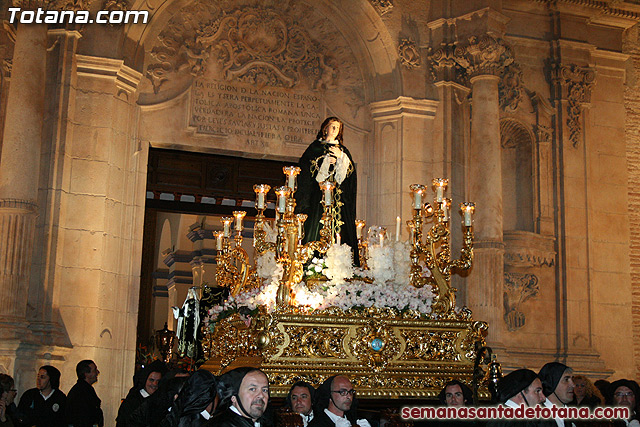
[325,120,341,141]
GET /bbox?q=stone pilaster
[368,97,438,238]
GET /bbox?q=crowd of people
[0,360,638,427]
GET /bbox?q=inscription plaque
[190,79,322,147]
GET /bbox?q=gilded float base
[201,306,489,399]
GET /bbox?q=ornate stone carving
[503,231,555,268]
[500,118,533,149]
[12,0,90,11]
[535,124,552,143]
[398,38,421,70]
[499,63,524,112]
[503,273,539,331]
[103,0,128,12]
[146,5,339,93]
[426,43,462,83]
[369,0,393,16]
[552,64,595,147]
[453,34,514,79]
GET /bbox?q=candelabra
[409,179,475,315]
[253,167,336,306]
[214,211,254,297]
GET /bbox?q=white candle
[379,234,384,248]
[324,187,332,205]
[336,233,341,246]
[287,174,295,190]
[278,195,286,213]
[441,199,450,222]
[356,220,365,239]
[395,216,401,241]
[257,192,265,209]
[461,202,475,226]
[414,191,422,210]
[410,184,425,210]
[221,218,232,238]
[215,232,223,250]
[234,211,245,231]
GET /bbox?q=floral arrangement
[304,256,327,279]
[206,243,435,328]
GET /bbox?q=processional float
[201,167,499,399]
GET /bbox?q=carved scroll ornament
[398,38,421,70]
[552,64,595,147]
[453,34,514,79]
[146,6,339,93]
[503,273,539,332]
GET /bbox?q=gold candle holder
[283,166,301,192]
[432,178,449,203]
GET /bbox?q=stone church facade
[1,0,640,422]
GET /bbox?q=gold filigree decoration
[398,38,421,70]
[400,330,459,361]
[146,6,338,93]
[349,319,401,372]
[552,64,595,147]
[280,324,349,359]
[103,0,128,12]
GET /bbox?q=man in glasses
[608,379,640,426]
[308,375,370,427]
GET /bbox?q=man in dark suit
[65,360,103,427]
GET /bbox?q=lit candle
[441,198,451,222]
[297,214,307,238]
[319,181,335,206]
[253,184,270,209]
[221,217,233,238]
[336,233,341,246]
[379,234,384,248]
[283,166,301,191]
[233,211,246,231]
[432,178,449,203]
[395,216,401,241]
[461,202,475,226]
[355,220,365,239]
[410,184,426,210]
[214,231,224,250]
[275,186,290,213]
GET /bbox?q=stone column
[467,74,505,341]
[453,34,514,346]
[0,23,47,339]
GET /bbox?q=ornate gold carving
[453,34,514,79]
[503,273,539,331]
[280,324,349,359]
[146,5,338,93]
[499,63,524,112]
[398,38,421,70]
[552,64,595,147]
[369,0,393,16]
[399,329,459,361]
[12,0,90,11]
[350,319,401,372]
[203,306,489,398]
